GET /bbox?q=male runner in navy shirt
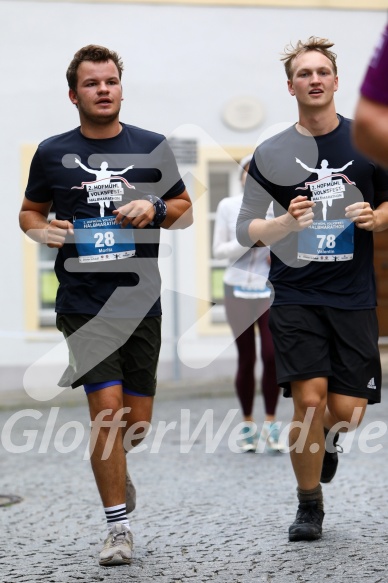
[237,37,388,542]
[19,45,193,565]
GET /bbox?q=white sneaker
[99,523,133,566]
[257,421,286,453]
[126,469,136,514]
[238,422,257,453]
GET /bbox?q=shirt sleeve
[25,147,53,203]
[213,198,245,260]
[151,138,186,200]
[236,152,274,247]
[360,25,388,105]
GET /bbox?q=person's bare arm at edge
[19,197,74,248]
[247,195,315,247]
[353,96,388,168]
[345,200,388,232]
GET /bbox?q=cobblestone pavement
[0,383,388,583]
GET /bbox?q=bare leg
[122,394,154,451]
[87,389,154,507]
[289,378,327,490]
[87,385,127,507]
[324,393,367,432]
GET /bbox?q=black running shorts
[269,305,381,404]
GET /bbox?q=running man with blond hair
[237,36,388,542]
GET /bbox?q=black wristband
[142,194,167,226]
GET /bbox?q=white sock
[104,503,130,531]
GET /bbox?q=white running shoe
[257,421,286,453]
[99,523,133,566]
[238,422,257,453]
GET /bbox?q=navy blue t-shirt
[237,115,388,309]
[25,123,186,317]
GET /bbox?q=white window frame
[194,145,253,335]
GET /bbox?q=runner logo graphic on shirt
[295,157,355,220]
[71,158,135,217]
[70,158,137,261]
[295,158,356,262]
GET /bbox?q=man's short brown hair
[66,45,124,92]
[281,36,337,80]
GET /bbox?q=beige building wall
[3,0,387,390]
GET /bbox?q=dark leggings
[224,288,280,418]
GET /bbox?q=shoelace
[328,432,343,454]
[110,531,129,547]
[297,504,321,523]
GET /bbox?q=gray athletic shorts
[56,313,161,396]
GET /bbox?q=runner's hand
[285,195,315,231]
[45,220,74,248]
[114,200,156,229]
[345,202,375,231]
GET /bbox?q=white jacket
[213,194,271,289]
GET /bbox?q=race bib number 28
[74,216,136,263]
[297,219,354,262]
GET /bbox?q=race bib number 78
[297,219,354,262]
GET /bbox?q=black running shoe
[289,501,324,542]
[320,428,342,484]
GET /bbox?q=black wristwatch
[142,194,167,225]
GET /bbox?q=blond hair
[281,36,337,80]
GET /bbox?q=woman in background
[213,155,284,453]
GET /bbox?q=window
[208,161,243,323]
[38,221,58,327]
[22,144,58,331]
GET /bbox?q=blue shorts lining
[83,380,122,394]
[83,380,149,397]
